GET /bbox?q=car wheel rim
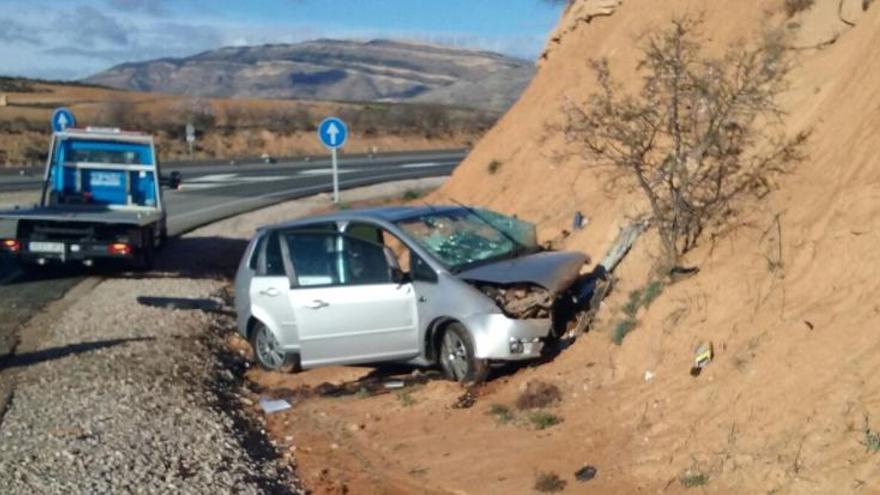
[256,327,284,368]
[442,331,469,380]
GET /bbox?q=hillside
[418,0,880,492]
[84,39,535,113]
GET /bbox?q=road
[0,149,467,193]
[0,149,463,360]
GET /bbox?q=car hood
[458,251,588,294]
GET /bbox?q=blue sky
[0,0,565,80]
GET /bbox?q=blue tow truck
[0,127,180,269]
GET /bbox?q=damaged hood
[458,251,588,294]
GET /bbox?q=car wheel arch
[425,317,461,363]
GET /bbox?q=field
[0,78,495,166]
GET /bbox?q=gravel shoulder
[0,177,445,493]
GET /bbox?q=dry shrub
[516,381,562,410]
[784,0,815,16]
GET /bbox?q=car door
[249,231,300,350]
[280,229,419,368]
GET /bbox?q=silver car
[234,206,589,383]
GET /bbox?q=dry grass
[516,381,562,410]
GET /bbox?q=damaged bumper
[462,313,552,361]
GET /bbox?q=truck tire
[135,231,154,271]
[439,322,489,384]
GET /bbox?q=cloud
[60,5,132,47]
[0,17,43,46]
[106,0,170,16]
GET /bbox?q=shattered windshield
[396,208,539,271]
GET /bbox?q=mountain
[84,39,535,112]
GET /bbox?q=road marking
[298,168,356,176]
[179,174,292,191]
[400,162,441,169]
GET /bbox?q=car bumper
[462,313,552,361]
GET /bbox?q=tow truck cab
[0,127,180,269]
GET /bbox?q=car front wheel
[251,322,300,372]
[439,322,488,384]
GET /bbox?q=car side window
[248,234,266,270]
[263,232,286,276]
[411,252,438,283]
[284,232,392,287]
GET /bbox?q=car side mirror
[162,171,182,190]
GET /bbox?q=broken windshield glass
[396,208,538,271]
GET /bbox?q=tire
[438,322,489,384]
[134,232,154,272]
[250,322,300,373]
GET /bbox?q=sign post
[318,117,348,204]
[51,107,76,132]
[185,123,195,156]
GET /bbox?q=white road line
[178,174,293,191]
[400,162,440,169]
[298,169,356,176]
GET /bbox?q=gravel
[0,278,300,494]
[0,177,446,493]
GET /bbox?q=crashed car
[234,205,591,383]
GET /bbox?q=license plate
[29,242,65,254]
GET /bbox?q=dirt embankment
[406,0,880,493]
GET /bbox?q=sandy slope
[415,0,880,492]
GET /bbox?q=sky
[0,0,566,80]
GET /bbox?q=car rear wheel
[251,322,300,372]
[439,322,488,384]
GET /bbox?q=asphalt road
[0,149,463,360]
[0,149,467,193]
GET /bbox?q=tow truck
[0,127,180,270]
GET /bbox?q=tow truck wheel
[439,322,488,384]
[135,231,155,271]
[251,322,300,372]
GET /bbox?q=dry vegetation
[0,80,496,166]
[564,16,808,268]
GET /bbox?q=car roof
[261,205,465,232]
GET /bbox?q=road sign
[317,117,348,203]
[51,107,76,132]
[185,124,195,143]
[318,117,348,149]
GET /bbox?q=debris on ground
[599,221,647,273]
[574,465,598,482]
[260,397,293,414]
[452,388,477,409]
[690,342,714,377]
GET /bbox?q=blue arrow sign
[318,117,348,149]
[51,107,76,132]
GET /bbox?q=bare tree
[564,16,809,268]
